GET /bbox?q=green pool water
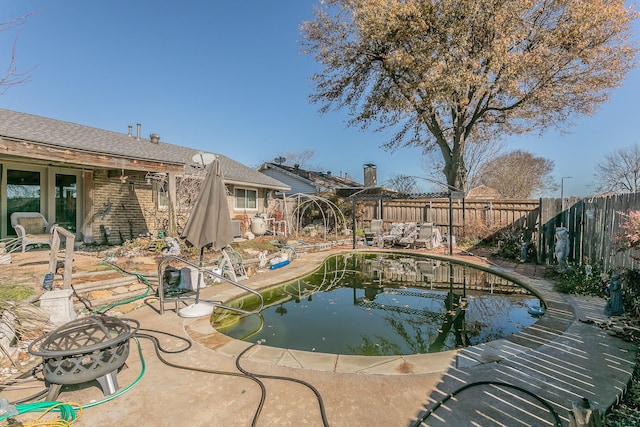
[214,252,541,356]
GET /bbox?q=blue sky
[1,1,639,197]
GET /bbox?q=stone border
[185,249,578,375]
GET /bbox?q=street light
[560,176,572,201]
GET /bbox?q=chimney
[127,125,133,137]
[149,134,160,144]
[136,123,141,141]
[364,163,377,187]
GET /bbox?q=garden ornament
[554,227,570,271]
[605,273,624,316]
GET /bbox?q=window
[234,188,257,210]
[153,180,169,209]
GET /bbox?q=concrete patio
[2,247,637,426]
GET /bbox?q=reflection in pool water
[214,253,542,356]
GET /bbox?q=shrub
[493,224,536,262]
[544,260,608,296]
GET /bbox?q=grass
[0,283,35,301]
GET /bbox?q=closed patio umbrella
[178,155,233,317]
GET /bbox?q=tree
[476,150,557,198]
[1,12,38,94]
[386,174,418,193]
[421,138,506,192]
[301,0,638,191]
[273,149,316,169]
[593,144,640,194]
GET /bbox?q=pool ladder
[157,255,264,315]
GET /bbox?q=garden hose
[4,317,330,426]
[1,336,147,425]
[5,401,83,426]
[411,380,563,427]
[236,340,331,427]
[133,328,267,427]
[71,259,155,316]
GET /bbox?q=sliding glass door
[6,169,42,236]
[2,165,82,238]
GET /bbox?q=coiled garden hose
[4,401,83,426]
[411,380,563,427]
[1,336,147,425]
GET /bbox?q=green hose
[1,337,146,423]
[75,260,155,315]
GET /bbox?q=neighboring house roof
[258,162,363,195]
[0,109,288,191]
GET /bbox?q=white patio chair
[397,222,418,247]
[382,222,405,246]
[10,212,57,252]
[413,223,442,250]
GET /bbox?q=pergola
[349,187,465,254]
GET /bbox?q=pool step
[57,269,159,312]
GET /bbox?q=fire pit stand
[28,316,139,401]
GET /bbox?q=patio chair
[413,223,442,250]
[10,212,57,252]
[396,222,418,247]
[382,222,405,247]
[364,219,384,246]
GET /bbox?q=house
[0,109,289,245]
[258,162,365,197]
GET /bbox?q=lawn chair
[413,223,442,250]
[364,219,384,246]
[382,222,405,247]
[10,212,57,252]
[396,222,418,247]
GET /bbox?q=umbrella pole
[178,247,213,318]
[194,247,204,304]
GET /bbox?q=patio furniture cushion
[17,217,47,234]
[10,212,56,252]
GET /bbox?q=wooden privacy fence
[359,197,540,243]
[358,192,640,272]
[540,193,640,272]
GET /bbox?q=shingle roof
[0,109,288,190]
[260,162,363,189]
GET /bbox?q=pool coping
[184,248,576,376]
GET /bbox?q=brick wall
[92,170,169,244]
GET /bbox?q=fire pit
[28,316,139,401]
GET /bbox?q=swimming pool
[213,252,543,356]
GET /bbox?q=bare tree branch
[1,11,40,94]
[593,144,640,194]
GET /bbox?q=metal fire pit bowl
[28,316,139,401]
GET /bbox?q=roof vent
[136,123,141,141]
[149,134,160,144]
[127,125,133,137]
